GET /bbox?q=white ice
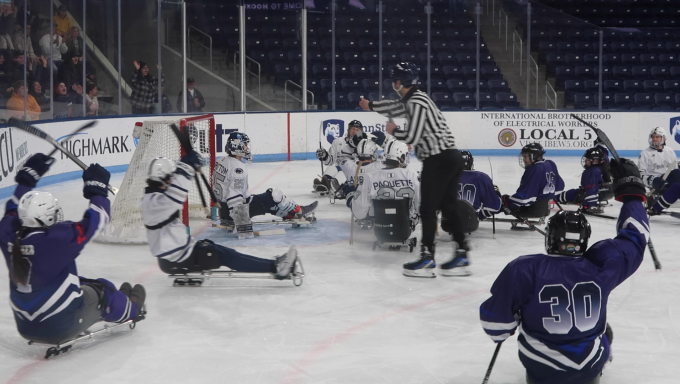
[0,157,679,384]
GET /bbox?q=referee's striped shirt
[369,87,456,161]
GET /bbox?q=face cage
[518,153,528,169]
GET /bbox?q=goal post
[96,114,216,244]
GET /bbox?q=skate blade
[440,266,472,277]
[402,268,436,278]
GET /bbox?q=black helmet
[545,210,592,256]
[460,150,474,170]
[389,62,419,87]
[581,147,605,168]
[348,119,363,132]
[519,142,545,168]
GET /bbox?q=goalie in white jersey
[213,132,317,227]
[313,119,364,194]
[350,140,421,229]
[142,151,299,279]
[638,127,679,190]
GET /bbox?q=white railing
[188,26,212,72]
[513,30,523,75]
[546,80,558,109]
[233,52,262,99]
[529,54,539,107]
[499,8,509,49]
[284,80,315,110]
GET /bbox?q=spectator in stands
[69,81,84,117]
[12,23,37,65]
[7,80,40,120]
[0,2,16,50]
[130,60,162,115]
[39,23,68,69]
[5,50,32,95]
[0,50,8,87]
[17,0,38,30]
[58,53,82,92]
[177,77,205,113]
[53,5,72,37]
[64,26,82,57]
[52,81,71,119]
[152,85,172,114]
[85,82,98,116]
[29,79,48,114]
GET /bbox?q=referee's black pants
[420,149,466,250]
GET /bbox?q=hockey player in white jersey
[213,132,317,228]
[142,151,299,279]
[338,138,383,192]
[638,127,679,191]
[314,119,364,194]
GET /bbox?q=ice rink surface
[0,156,679,384]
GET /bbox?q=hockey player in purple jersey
[480,158,649,384]
[556,148,612,211]
[501,143,565,218]
[452,151,501,221]
[0,154,145,346]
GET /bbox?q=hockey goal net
[96,114,216,244]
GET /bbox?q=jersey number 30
[539,282,602,334]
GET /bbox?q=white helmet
[147,157,176,186]
[356,139,379,160]
[18,191,63,228]
[384,139,409,168]
[649,127,666,149]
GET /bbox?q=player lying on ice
[638,127,680,215]
[441,151,501,234]
[556,147,612,212]
[313,119,364,195]
[0,154,145,347]
[480,158,649,384]
[143,151,300,279]
[500,143,565,219]
[212,132,317,229]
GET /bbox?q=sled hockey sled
[212,216,317,232]
[497,199,550,230]
[28,307,147,359]
[371,198,418,253]
[169,258,305,287]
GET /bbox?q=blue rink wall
[0,111,678,199]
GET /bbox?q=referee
[359,62,469,278]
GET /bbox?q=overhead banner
[243,1,306,10]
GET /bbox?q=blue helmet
[389,62,419,86]
[226,132,251,162]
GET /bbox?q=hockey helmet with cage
[389,62,419,89]
[147,157,176,187]
[545,210,591,256]
[384,139,410,168]
[581,147,605,168]
[18,191,63,228]
[519,142,545,168]
[226,132,252,162]
[347,120,363,138]
[648,127,666,149]
[461,150,474,170]
[356,139,379,160]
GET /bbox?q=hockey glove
[349,132,366,148]
[316,148,328,161]
[180,150,203,171]
[610,158,646,202]
[651,176,666,191]
[501,194,513,215]
[83,164,111,199]
[15,153,55,188]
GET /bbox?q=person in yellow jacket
[7,80,41,121]
[53,5,73,37]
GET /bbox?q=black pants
[420,149,465,249]
[158,240,276,274]
[219,189,279,220]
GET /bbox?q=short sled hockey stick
[47,121,97,157]
[489,157,496,239]
[7,118,118,195]
[570,114,662,270]
[482,342,503,384]
[318,121,325,176]
[349,161,363,245]
[210,225,285,236]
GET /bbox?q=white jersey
[338,159,383,187]
[323,137,355,166]
[142,162,197,263]
[213,155,250,211]
[638,146,678,187]
[352,167,421,220]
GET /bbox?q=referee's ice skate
[440,249,471,276]
[403,246,437,278]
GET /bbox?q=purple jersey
[480,199,648,384]
[458,170,501,220]
[0,185,110,338]
[508,160,565,209]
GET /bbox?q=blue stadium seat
[447,79,467,93]
[481,66,503,80]
[437,52,457,66]
[427,80,449,93]
[347,93,363,106]
[343,51,363,65]
[575,66,595,79]
[320,79,335,94]
[623,80,644,92]
[671,67,680,78]
[651,66,670,79]
[574,93,596,109]
[488,79,511,93]
[610,42,628,53]
[575,42,594,53]
[621,54,639,65]
[628,42,647,53]
[604,80,623,93]
[477,92,498,108]
[655,93,675,108]
[350,65,370,78]
[432,92,454,108]
[555,66,574,88]
[442,66,463,77]
[466,80,485,92]
[565,54,584,66]
[557,42,575,53]
[612,66,632,79]
[665,42,680,53]
[584,80,600,93]
[312,65,331,77]
[496,93,519,108]
[634,93,655,107]
[308,50,325,65]
[327,92,350,110]
[564,80,584,104]
[462,66,478,80]
[597,93,615,109]
[659,54,678,66]
[603,54,621,65]
[361,79,379,93]
[664,80,680,92]
[273,64,293,87]
[546,54,565,75]
[584,54,600,66]
[643,80,663,93]
[614,93,635,109]
[367,93,382,102]
[631,66,650,79]
[640,54,659,65]
[453,92,475,107]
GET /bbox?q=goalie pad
[441,200,479,234]
[234,204,254,239]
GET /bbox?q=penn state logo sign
[323,119,345,145]
[669,116,680,145]
[498,128,517,147]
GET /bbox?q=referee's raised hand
[359,96,370,111]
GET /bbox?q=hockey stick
[349,161,363,245]
[489,157,496,239]
[482,342,503,384]
[570,114,661,270]
[47,121,97,157]
[6,118,118,195]
[318,121,325,176]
